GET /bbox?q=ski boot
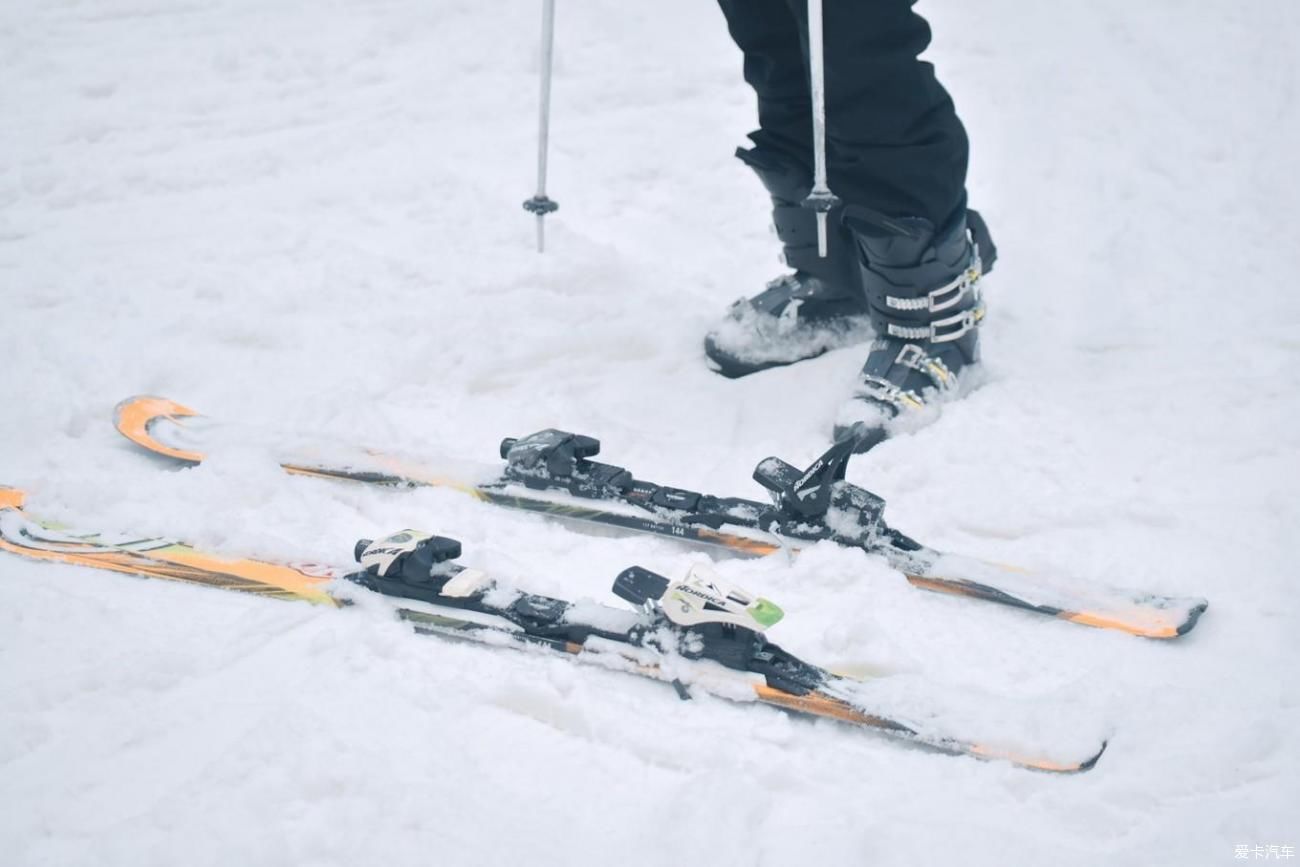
[833,205,996,452]
[703,147,873,378]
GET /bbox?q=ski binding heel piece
[751,440,887,543]
[753,438,855,519]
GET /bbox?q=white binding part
[661,565,783,631]
[440,568,493,599]
[358,530,432,578]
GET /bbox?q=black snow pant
[715,0,968,229]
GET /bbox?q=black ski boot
[833,205,996,452]
[704,147,872,378]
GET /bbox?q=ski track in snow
[2,1,1298,865]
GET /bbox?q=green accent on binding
[748,598,784,628]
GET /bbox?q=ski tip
[113,395,204,464]
[0,486,26,510]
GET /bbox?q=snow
[562,597,642,635]
[2,0,1298,864]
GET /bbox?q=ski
[0,486,1105,773]
[114,395,1208,639]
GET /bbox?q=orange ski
[2,487,1104,773]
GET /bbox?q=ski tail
[750,682,1106,773]
[0,486,337,604]
[393,602,1105,774]
[905,553,1208,640]
[355,533,1108,773]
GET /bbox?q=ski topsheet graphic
[114,395,1207,639]
[0,486,1105,773]
[0,487,338,603]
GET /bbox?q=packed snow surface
[2,1,1298,865]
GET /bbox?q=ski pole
[802,0,838,257]
[522,0,559,253]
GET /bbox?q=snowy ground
[2,0,1299,864]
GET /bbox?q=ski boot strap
[843,201,995,345]
[880,299,985,345]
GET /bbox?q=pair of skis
[2,394,1209,773]
[115,395,1207,640]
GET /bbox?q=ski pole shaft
[523,0,559,253]
[803,0,839,257]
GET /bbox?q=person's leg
[708,1,991,444]
[804,3,986,450]
[707,0,871,380]
[715,0,812,172]
[718,0,968,227]
[785,0,969,227]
